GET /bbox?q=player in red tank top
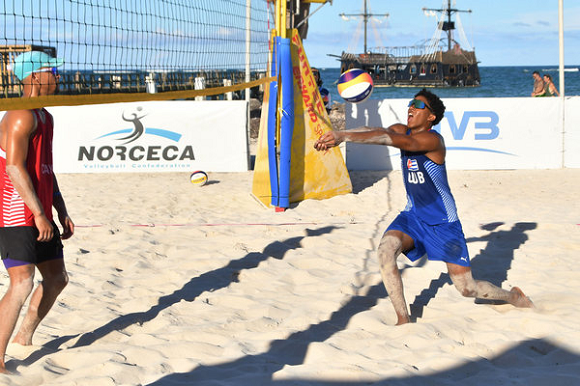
[0,108,55,227]
[0,51,74,374]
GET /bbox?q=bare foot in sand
[395,314,411,326]
[11,336,32,347]
[509,287,534,308]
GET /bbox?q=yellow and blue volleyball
[337,69,374,103]
[190,170,208,186]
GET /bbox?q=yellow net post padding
[252,28,352,207]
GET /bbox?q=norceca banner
[47,100,248,173]
[344,97,574,170]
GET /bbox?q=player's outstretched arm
[314,126,398,151]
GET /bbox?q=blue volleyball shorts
[387,210,470,267]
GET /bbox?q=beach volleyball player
[314,89,533,325]
[0,51,74,373]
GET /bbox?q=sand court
[0,169,579,385]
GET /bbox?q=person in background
[0,51,74,374]
[312,67,331,113]
[542,74,560,97]
[531,71,546,97]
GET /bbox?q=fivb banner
[344,97,569,170]
[49,101,248,173]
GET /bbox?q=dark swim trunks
[0,222,63,269]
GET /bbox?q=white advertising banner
[1,97,578,173]
[46,100,248,173]
[345,97,572,170]
[564,97,580,168]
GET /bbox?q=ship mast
[339,0,388,53]
[423,0,471,51]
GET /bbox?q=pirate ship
[335,0,480,88]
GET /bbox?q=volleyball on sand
[190,171,208,186]
[337,69,374,103]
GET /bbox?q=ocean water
[319,66,580,103]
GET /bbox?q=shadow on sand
[10,221,562,385]
[147,337,579,385]
[6,226,339,371]
[145,221,550,385]
[409,221,538,318]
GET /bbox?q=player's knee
[379,234,402,253]
[45,271,69,292]
[55,272,69,292]
[450,274,476,298]
[9,276,35,303]
[378,234,402,266]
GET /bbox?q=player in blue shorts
[314,89,533,325]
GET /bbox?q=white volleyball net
[0,0,272,109]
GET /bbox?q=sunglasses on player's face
[36,67,59,77]
[408,99,433,112]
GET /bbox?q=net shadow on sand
[7,226,340,371]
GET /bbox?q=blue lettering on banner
[435,111,500,140]
[430,110,514,156]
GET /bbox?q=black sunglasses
[408,99,433,112]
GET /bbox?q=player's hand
[34,214,54,242]
[59,214,75,240]
[314,131,343,151]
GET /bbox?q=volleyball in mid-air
[190,170,208,186]
[337,69,374,103]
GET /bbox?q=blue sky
[301,0,580,68]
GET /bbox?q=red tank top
[0,108,54,227]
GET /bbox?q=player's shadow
[408,221,537,321]
[146,337,579,385]
[145,221,558,386]
[146,281,389,385]
[469,222,537,287]
[6,226,340,370]
[8,222,548,382]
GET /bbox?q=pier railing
[1,68,267,100]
